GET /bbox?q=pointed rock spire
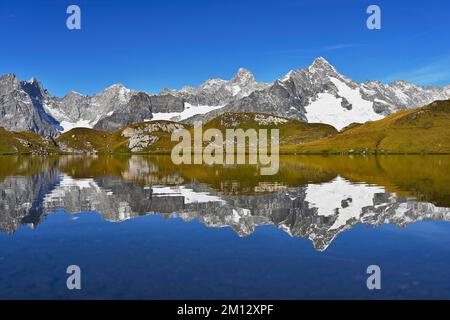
[309,57,337,73]
[232,68,255,83]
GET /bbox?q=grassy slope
[204,112,337,142]
[117,120,190,153]
[203,112,337,153]
[55,113,337,154]
[0,127,59,154]
[56,128,118,153]
[55,121,190,154]
[287,99,450,154]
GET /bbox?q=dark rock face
[0,74,60,136]
[93,93,185,131]
[52,91,91,122]
[150,94,185,113]
[0,76,184,134]
[94,92,153,131]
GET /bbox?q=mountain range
[1,57,450,136]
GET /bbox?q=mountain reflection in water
[1,155,449,251]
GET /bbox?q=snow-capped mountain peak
[190,57,450,130]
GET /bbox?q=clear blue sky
[1,0,449,96]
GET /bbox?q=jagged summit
[231,67,255,83]
[23,76,46,93]
[309,56,338,73]
[0,73,17,80]
[0,73,20,87]
[67,90,85,96]
[105,83,128,91]
[312,56,331,65]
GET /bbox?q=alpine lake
[0,154,449,299]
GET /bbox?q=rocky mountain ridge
[1,58,450,135]
[190,58,450,129]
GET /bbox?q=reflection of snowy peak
[1,171,449,251]
[151,186,226,204]
[305,177,386,230]
[41,175,225,221]
[178,179,450,251]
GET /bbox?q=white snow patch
[305,77,383,130]
[43,104,70,122]
[59,114,105,133]
[60,119,94,133]
[150,103,224,122]
[43,174,101,204]
[58,175,99,190]
[151,186,225,204]
[393,88,410,104]
[231,85,241,96]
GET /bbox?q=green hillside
[0,127,59,155]
[203,112,338,147]
[56,121,190,154]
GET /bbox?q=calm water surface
[0,155,449,299]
